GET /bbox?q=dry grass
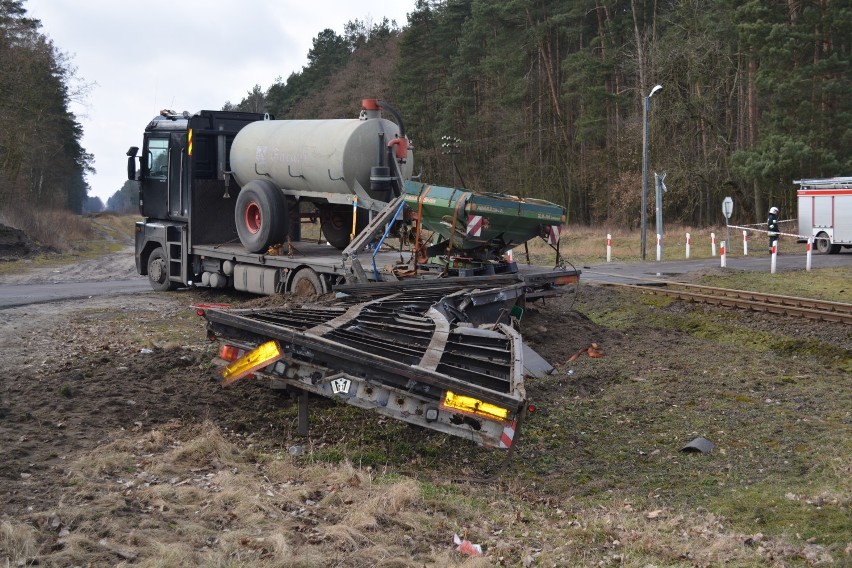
[515,223,802,267]
[11,419,836,567]
[28,422,457,566]
[0,206,94,251]
[0,520,39,565]
[0,209,138,276]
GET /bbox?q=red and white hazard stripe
[499,420,517,449]
[467,215,483,237]
[545,225,560,246]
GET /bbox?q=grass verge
[0,211,138,275]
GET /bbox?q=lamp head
[649,84,663,98]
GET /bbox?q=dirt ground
[0,248,609,513]
[0,244,849,566]
[0,224,56,262]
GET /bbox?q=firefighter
[767,206,780,253]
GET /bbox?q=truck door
[140,135,169,219]
[168,132,187,218]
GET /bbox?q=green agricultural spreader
[403,181,566,264]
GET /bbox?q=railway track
[605,281,852,324]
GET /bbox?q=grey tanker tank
[229,107,413,210]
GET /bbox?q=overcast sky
[24,0,415,204]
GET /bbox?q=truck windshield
[147,138,169,179]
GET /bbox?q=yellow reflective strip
[441,390,509,421]
[221,340,282,386]
[188,128,193,156]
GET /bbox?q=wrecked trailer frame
[201,269,578,449]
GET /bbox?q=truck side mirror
[126,146,139,180]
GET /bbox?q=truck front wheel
[236,181,289,253]
[147,248,178,291]
[289,267,325,297]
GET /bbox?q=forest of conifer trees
[3,0,849,225]
[0,0,92,214]
[234,0,850,227]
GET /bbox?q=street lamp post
[641,84,663,261]
[441,136,461,187]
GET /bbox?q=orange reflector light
[221,341,282,386]
[219,344,243,362]
[553,275,578,286]
[440,391,509,421]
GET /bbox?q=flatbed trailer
[201,270,578,450]
[138,189,563,297]
[186,241,416,295]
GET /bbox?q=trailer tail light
[553,274,578,286]
[219,344,244,362]
[440,391,509,422]
[221,340,283,386]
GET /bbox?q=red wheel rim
[244,201,261,234]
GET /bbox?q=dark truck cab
[129,110,268,291]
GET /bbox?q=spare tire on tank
[235,180,289,253]
[319,204,369,250]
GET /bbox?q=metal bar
[298,391,309,436]
[371,198,407,280]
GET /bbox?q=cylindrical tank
[230,114,413,201]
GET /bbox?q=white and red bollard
[720,241,727,268]
[806,237,812,271]
[656,234,662,262]
[771,243,777,274]
[742,230,748,256]
[686,232,691,259]
[711,232,717,256]
[606,233,612,263]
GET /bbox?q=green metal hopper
[403,181,565,261]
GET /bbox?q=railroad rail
[605,281,852,324]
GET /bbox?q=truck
[129,99,569,295]
[129,99,578,450]
[794,177,852,254]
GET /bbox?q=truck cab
[129,110,267,290]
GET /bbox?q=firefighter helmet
[769,206,779,215]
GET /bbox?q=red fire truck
[795,177,852,254]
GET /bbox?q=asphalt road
[578,249,851,285]
[0,249,847,308]
[0,278,152,309]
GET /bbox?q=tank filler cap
[360,99,381,120]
